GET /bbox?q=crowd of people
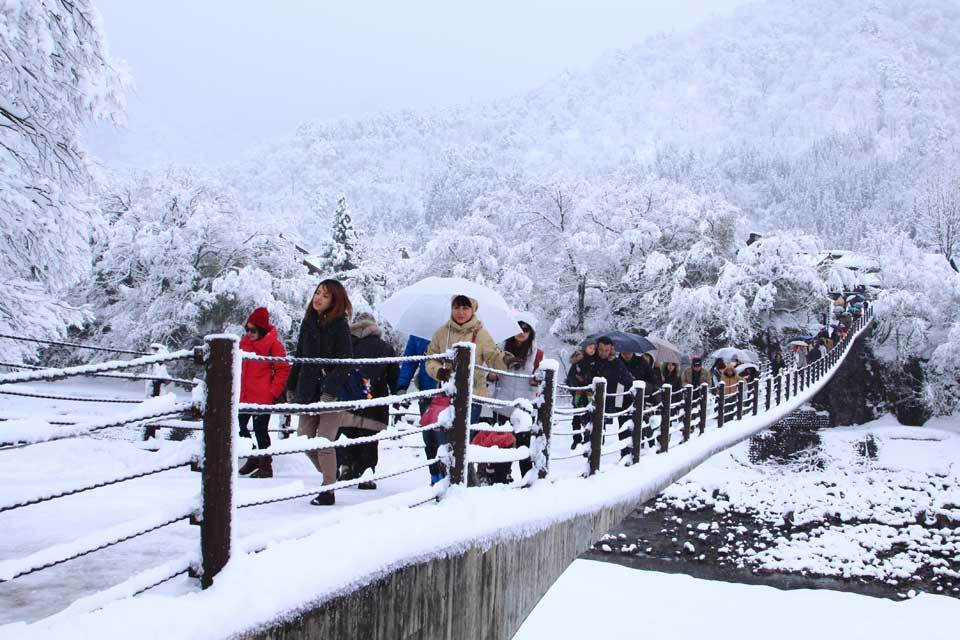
[234,278,868,507]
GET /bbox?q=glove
[436,368,451,383]
[320,392,337,404]
[285,389,296,403]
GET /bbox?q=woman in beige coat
[423,295,514,479]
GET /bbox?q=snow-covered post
[784,371,790,401]
[448,343,474,486]
[793,370,799,397]
[536,362,558,480]
[659,384,671,453]
[735,380,745,420]
[698,383,708,434]
[588,377,606,475]
[196,335,237,589]
[142,343,169,441]
[716,383,725,428]
[630,381,645,464]
[751,378,760,416]
[682,384,693,442]
[765,377,772,411]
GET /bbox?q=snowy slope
[514,560,960,640]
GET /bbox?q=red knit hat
[246,307,271,331]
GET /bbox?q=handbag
[418,327,479,428]
[419,395,451,427]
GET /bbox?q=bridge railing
[0,308,872,610]
[554,309,872,476]
[0,347,200,590]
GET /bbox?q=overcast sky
[88,0,750,167]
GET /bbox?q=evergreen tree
[329,196,358,273]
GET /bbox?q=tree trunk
[576,275,586,332]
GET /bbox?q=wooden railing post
[630,381,645,464]
[751,378,760,416]
[659,384,671,453]
[764,377,772,411]
[536,366,556,480]
[736,380,745,420]
[698,383,708,434]
[589,378,606,475]
[716,384,725,428]
[682,384,693,442]
[197,335,237,589]
[793,370,799,397]
[776,374,783,404]
[449,344,473,486]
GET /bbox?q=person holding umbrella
[594,336,635,459]
[424,295,515,480]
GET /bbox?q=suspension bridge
[0,310,872,639]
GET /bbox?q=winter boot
[357,480,377,490]
[310,491,335,506]
[238,458,258,476]
[250,456,273,478]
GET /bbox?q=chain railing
[0,307,872,612]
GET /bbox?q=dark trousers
[238,413,271,450]
[481,413,532,482]
[339,426,378,477]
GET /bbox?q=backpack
[339,367,373,403]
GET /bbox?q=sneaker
[237,458,258,476]
[309,492,335,506]
[357,481,377,490]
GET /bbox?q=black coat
[566,354,596,407]
[351,332,399,425]
[595,357,635,412]
[286,314,353,403]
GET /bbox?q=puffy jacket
[424,299,508,398]
[347,317,399,426]
[286,313,353,403]
[239,327,290,404]
[565,352,595,407]
[682,366,709,389]
[719,370,741,394]
[396,335,437,392]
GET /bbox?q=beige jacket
[424,303,508,398]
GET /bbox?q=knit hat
[246,307,271,331]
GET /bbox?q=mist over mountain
[228,0,960,247]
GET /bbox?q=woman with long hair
[484,319,544,484]
[286,279,353,506]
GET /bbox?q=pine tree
[330,196,358,273]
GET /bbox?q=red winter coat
[240,327,290,404]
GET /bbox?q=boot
[238,458,258,476]
[310,491,335,506]
[357,480,377,490]
[250,456,272,478]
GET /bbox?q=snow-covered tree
[1,0,125,360]
[83,169,313,350]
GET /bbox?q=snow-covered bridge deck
[0,313,872,639]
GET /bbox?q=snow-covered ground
[638,414,960,594]
[514,560,960,640]
[0,341,868,637]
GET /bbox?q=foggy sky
[89,0,750,167]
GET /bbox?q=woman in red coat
[238,307,290,478]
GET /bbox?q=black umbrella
[583,331,656,354]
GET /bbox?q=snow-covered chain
[0,349,193,386]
